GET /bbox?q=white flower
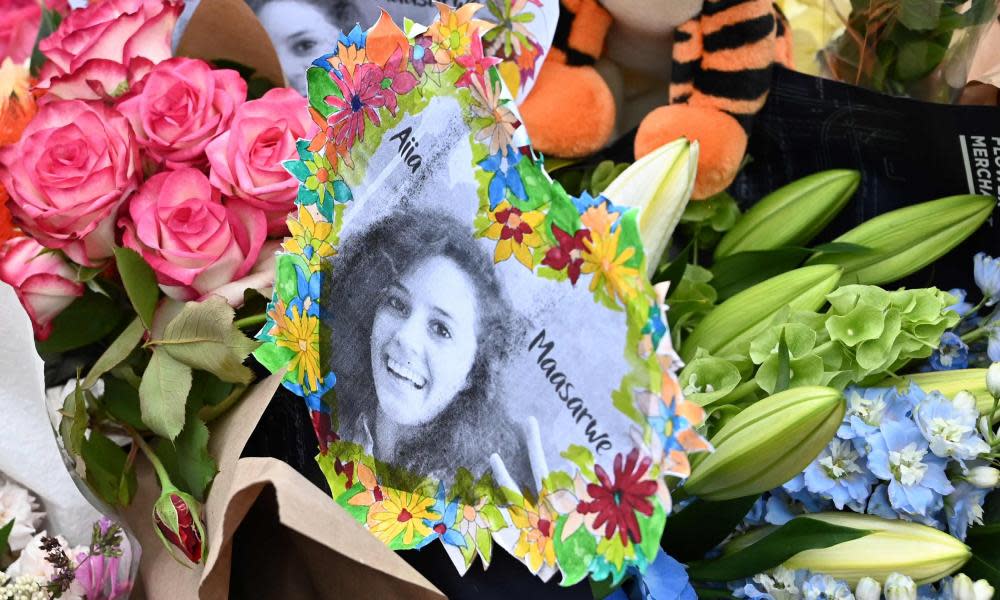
[854,577,881,600]
[967,466,1000,489]
[883,573,916,600]
[987,363,1000,400]
[0,480,43,551]
[952,573,995,600]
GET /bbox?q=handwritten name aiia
[529,330,613,455]
[390,127,422,173]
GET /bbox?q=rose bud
[0,237,84,339]
[152,490,206,565]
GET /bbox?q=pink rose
[206,88,317,234]
[117,58,246,169]
[37,0,181,101]
[120,168,267,301]
[0,236,84,339]
[0,0,68,64]
[0,100,140,266]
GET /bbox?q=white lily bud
[855,576,882,600]
[979,416,995,442]
[988,362,1000,400]
[884,572,917,600]
[967,466,1000,489]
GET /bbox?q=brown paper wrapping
[175,0,286,88]
[123,372,444,599]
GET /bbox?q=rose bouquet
[0,0,313,566]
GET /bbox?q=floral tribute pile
[253,9,712,586]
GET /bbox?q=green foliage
[661,495,760,562]
[36,291,124,354]
[688,517,872,581]
[83,317,144,389]
[113,247,159,329]
[29,7,61,76]
[81,431,138,508]
[0,520,13,554]
[140,348,193,440]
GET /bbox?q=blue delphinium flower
[944,481,988,541]
[612,551,696,600]
[838,386,913,441]
[928,332,969,371]
[800,573,854,599]
[865,484,899,521]
[866,419,953,518]
[802,438,878,510]
[987,311,1000,362]
[732,567,806,600]
[974,252,1000,306]
[946,288,975,317]
[913,391,989,462]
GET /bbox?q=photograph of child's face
[369,255,479,427]
[255,0,344,95]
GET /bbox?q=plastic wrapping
[817,0,999,102]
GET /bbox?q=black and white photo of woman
[245,0,362,95]
[324,209,535,492]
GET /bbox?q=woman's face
[256,0,341,95]
[370,256,480,427]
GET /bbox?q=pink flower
[326,63,386,148]
[119,168,266,301]
[0,0,68,64]
[0,237,84,340]
[0,100,140,266]
[117,58,246,169]
[206,88,315,234]
[37,0,182,100]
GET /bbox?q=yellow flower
[367,488,438,545]
[483,201,544,269]
[268,300,322,391]
[508,494,558,573]
[428,2,494,65]
[284,205,335,272]
[581,227,639,304]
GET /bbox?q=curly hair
[323,208,533,491]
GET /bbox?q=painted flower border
[254,10,710,585]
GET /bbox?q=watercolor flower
[326,25,368,77]
[410,35,438,76]
[484,201,544,268]
[347,464,384,508]
[306,107,354,171]
[428,2,493,65]
[291,265,320,318]
[542,225,591,284]
[578,449,658,544]
[283,205,335,271]
[303,152,342,206]
[417,484,466,549]
[367,489,438,546]
[508,494,558,573]
[581,227,640,304]
[578,197,623,234]
[483,0,537,57]
[0,58,35,147]
[377,49,419,116]
[455,32,501,90]
[470,77,519,156]
[268,300,321,391]
[479,149,525,209]
[327,63,386,147]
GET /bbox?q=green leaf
[653,240,692,291]
[189,370,235,407]
[154,297,260,385]
[113,247,159,329]
[480,504,507,531]
[80,431,137,508]
[59,381,90,460]
[307,66,341,118]
[173,401,217,501]
[0,520,13,554]
[139,348,193,440]
[810,242,872,255]
[687,517,872,581]
[101,376,145,430]
[35,292,123,354]
[964,523,1000,590]
[29,7,62,76]
[83,318,145,389]
[710,248,811,301]
[660,495,760,562]
[898,0,941,30]
[774,331,791,393]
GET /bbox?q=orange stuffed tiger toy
[635,0,794,198]
[522,0,793,199]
